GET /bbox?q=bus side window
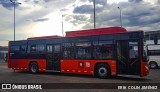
[37,45,45,53]
[10,45,20,53]
[75,42,91,59]
[21,45,27,53]
[27,45,30,53]
[31,45,36,53]
[93,41,113,59]
[63,43,75,59]
[10,46,15,53]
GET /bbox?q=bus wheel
[149,61,158,69]
[29,62,39,74]
[95,64,110,79]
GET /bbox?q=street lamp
[10,0,21,41]
[60,10,64,37]
[93,0,96,29]
[117,7,122,27]
[61,14,64,37]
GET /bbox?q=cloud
[89,0,107,6]
[73,5,93,14]
[128,0,143,3]
[0,0,76,46]
[119,2,160,27]
[67,15,90,26]
[67,0,160,31]
[79,0,88,2]
[43,0,53,3]
[27,18,49,22]
[0,0,21,10]
[1,0,160,46]
[73,4,104,14]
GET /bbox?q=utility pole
[10,0,21,41]
[60,10,64,37]
[117,7,122,27]
[61,14,64,37]
[93,0,96,29]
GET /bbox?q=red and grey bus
[8,27,149,78]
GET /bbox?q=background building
[0,46,8,61]
[145,30,160,45]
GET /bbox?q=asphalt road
[0,60,159,92]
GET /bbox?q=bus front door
[116,40,140,75]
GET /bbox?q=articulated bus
[8,27,149,78]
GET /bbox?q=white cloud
[68,0,160,31]
[0,0,160,46]
[0,0,76,46]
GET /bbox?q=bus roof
[27,35,63,40]
[25,27,143,40]
[65,27,127,37]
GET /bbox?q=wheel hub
[31,65,37,72]
[98,67,107,75]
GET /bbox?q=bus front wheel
[29,62,39,74]
[95,64,111,79]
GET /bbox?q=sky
[0,0,160,46]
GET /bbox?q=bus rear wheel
[29,62,39,74]
[95,64,111,79]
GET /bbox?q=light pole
[10,0,21,41]
[117,7,122,27]
[93,0,96,29]
[61,14,64,37]
[60,10,64,37]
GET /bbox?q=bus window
[63,43,74,59]
[93,41,113,59]
[37,45,45,53]
[54,45,61,53]
[31,45,36,53]
[10,46,15,53]
[10,45,20,53]
[21,45,27,53]
[76,42,91,59]
[30,45,45,53]
[47,45,53,53]
[129,41,139,67]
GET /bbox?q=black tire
[29,62,39,74]
[95,64,111,79]
[149,61,158,69]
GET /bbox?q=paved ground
[0,60,159,92]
